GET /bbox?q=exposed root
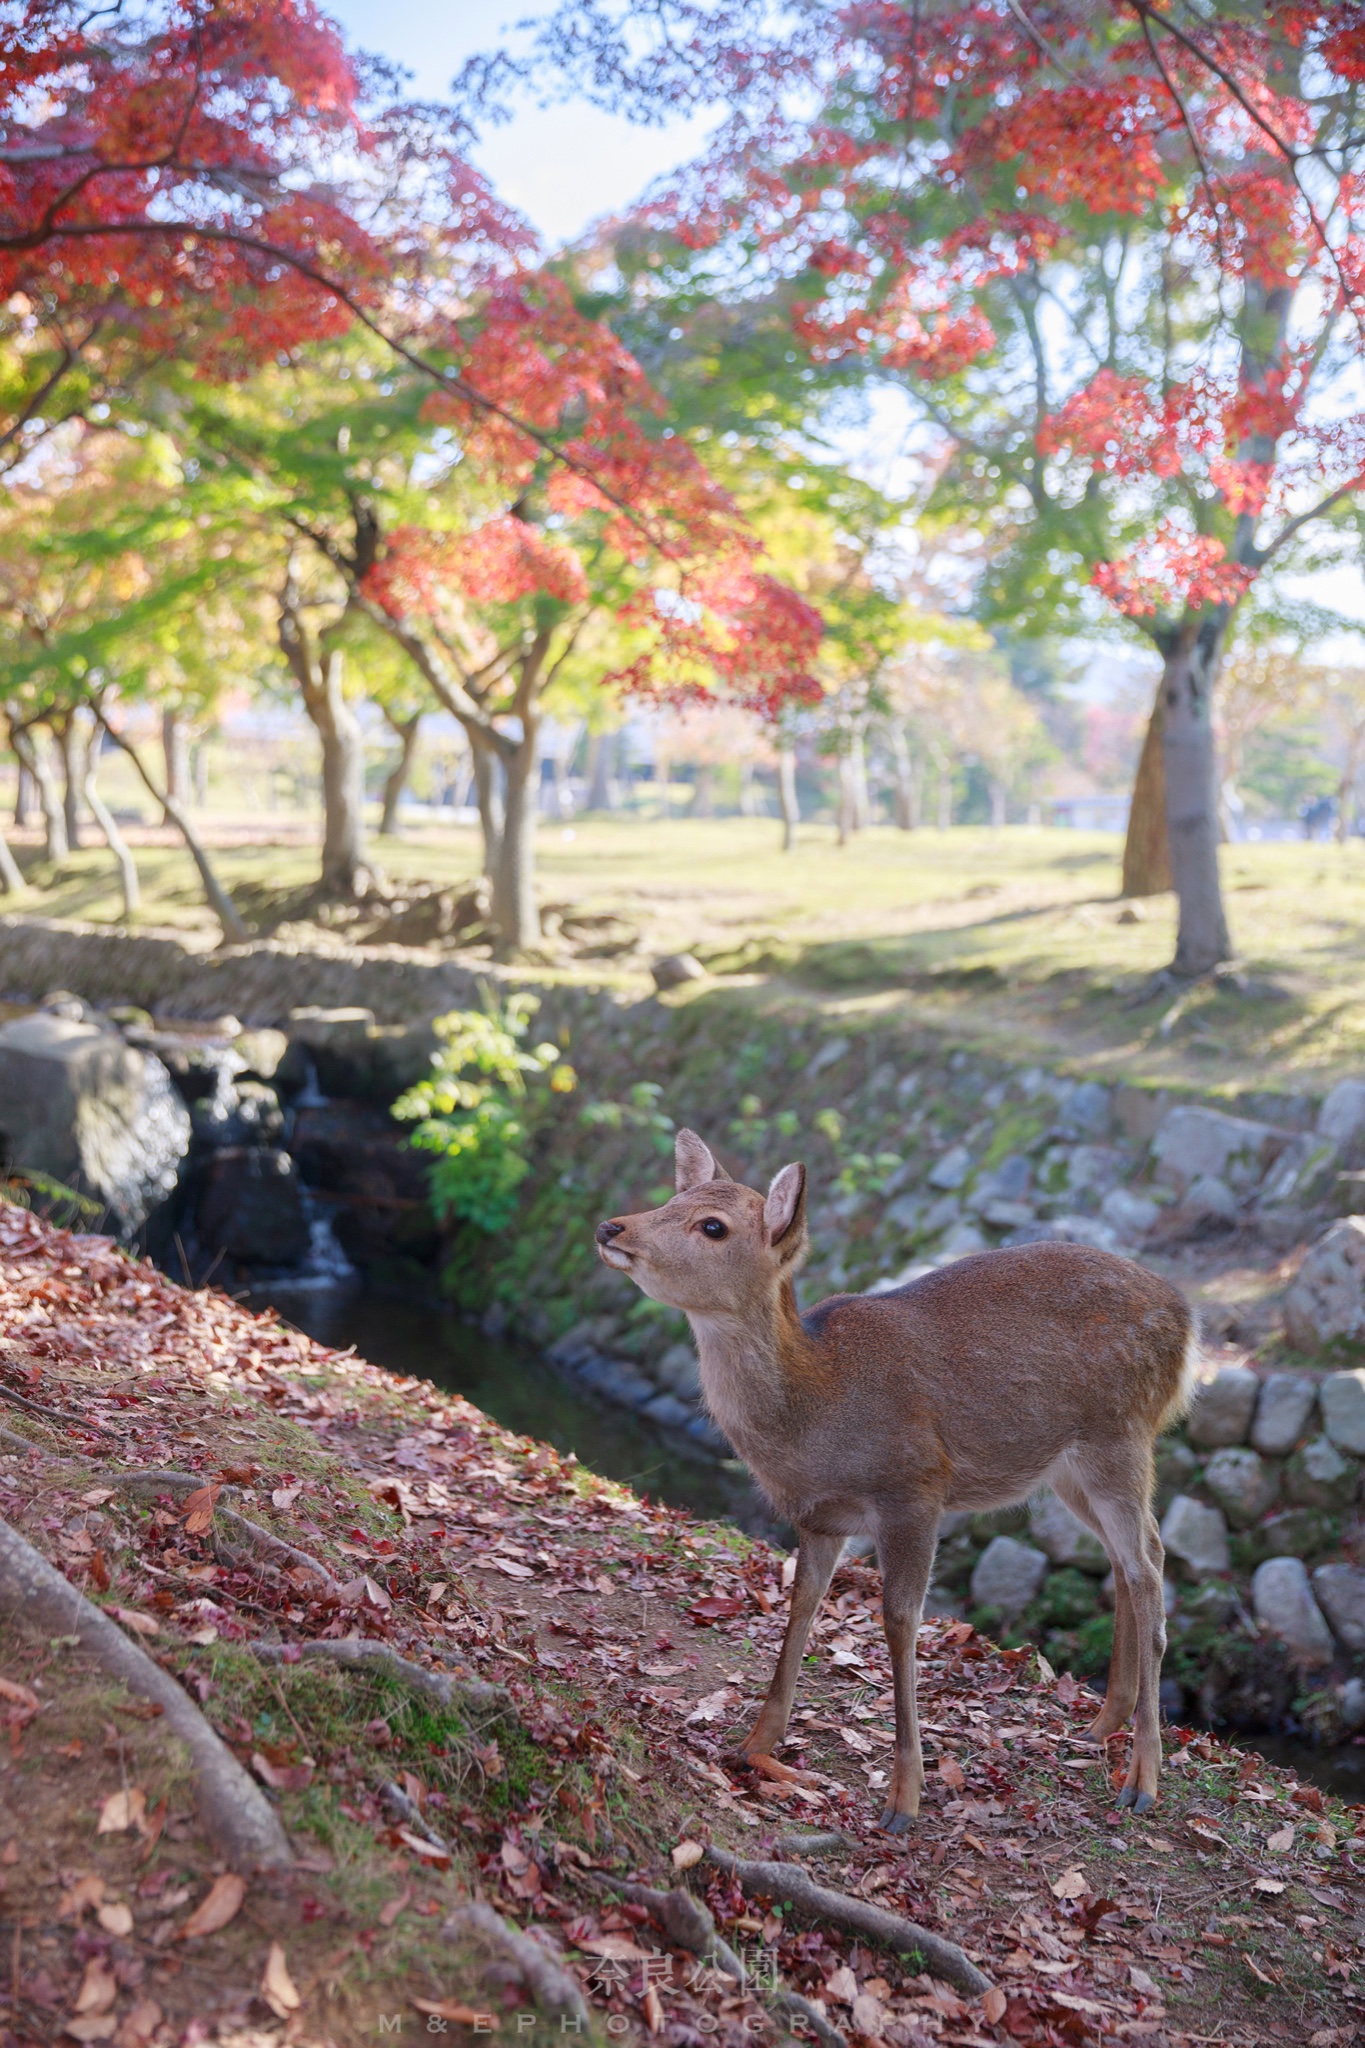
[0,1382,112,1437]
[774,1830,852,1858]
[0,1514,293,1872]
[704,1848,991,1998]
[112,1468,342,1595]
[251,1636,508,1715]
[444,1900,589,2025]
[583,1868,847,2048]
[380,1778,451,1855]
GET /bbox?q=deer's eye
[700,1218,728,1240]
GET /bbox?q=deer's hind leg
[1049,1467,1140,1741]
[1059,1445,1167,1812]
[743,1529,843,1783]
[873,1501,941,1834]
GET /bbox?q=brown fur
[596,1130,1194,1828]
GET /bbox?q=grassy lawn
[13,814,1365,1093]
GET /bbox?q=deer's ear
[676,1128,721,1192]
[765,1163,806,1248]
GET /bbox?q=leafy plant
[393,992,575,1233]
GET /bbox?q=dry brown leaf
[938,1755,965,1790]
[180,1482,221,1535]
[251,1749,314,1792]
[96,1787,146,1835]
[378,1888,411,1928]
[671,1840,704,1872]
[112,1606,159,1637]
[0,1676,39,1716]
[825,1966,858,2005]
[576,1934,654,1961]
[1267,1824,1295,1854]
[112,1999,162,2048]
[58,1873,106,1919]
[64,2018,118,2045]
[1128,1965,1160,1996]
[1253,1877,1286,1895]
[1244,1953,1277,1986]
[643,1983,665,2035]
[261,1942,301,2018]
[1050,1867,1089,1900]
[982,1986,1007,2024]
[413,2000,497,2025]
[73,1956,119,2014]
[851,1992,888,2037]
[96,1902,134,1937]
[180,1872,247,1939]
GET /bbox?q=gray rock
[577,1356,657,1408]
[1202,1446,1279,1528]
[1154,1441,1201,1514]
[1341,1678,1365,1730]
[970,1535,1049,1616]
[1319,1079,1365,1153]
[1321,1368,1365,1454]
[1283,1218,1365,1352]
[1047,1214,1122,1252]
[655,1342,702,1400]
[1186,1363,1259,1448]
[1251,1374,1318,1456]
[936,1221,988,1261]
[1311,1563,1365,1652]
[1151,1106,1286,1196]
[1029,1493,1109,1575]
[232,1028,290,1082]
[0,1011,190,1231]
[808,1035,850,1077]
[651,953,706,991]
[968,1154,1032,1209]
[1260,1509,1334,1560]
[1061,1081,1113,1139]
[928,1144,973,1191]
[1252,1557,1335,1665]
[641,1393,695,1430]
[1259,1136,1340,1209]
[1101,1187,1163,1238]
[919,1193,961,1236]
[194,1146,309,1265]
[686,1412,730,1452]
[979,1198,1036,1229]
[885,1192,927,1234]
[1161,1494,1231,1574]
[1285,1434,1360,1511]
[1066,1145,1127,1199]
[1181,1175,1240,1225]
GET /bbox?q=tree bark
[83,737,139,917]
[1121,689,1173,897]
[836,750,855,844]
[692,762,716,817]
[161,707,189,826]
[12,727,66,860]
[1161,614,1233,977]
[308,650,371,895]
[989,777,1007,829]
[100,722,246,942]
[0,819,24,895]
[932,744,953,830]
[379,710,421,835]
[849,729,871,830]
[587,728,616,810]
[777,745,800,851]
[890,728,918,830]
[14,766,32,829]
[57,715,84,849]
[470,727,505,876]
[491,725,541,952]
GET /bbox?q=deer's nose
[595,1219,625,1245]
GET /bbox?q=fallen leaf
[851,1992,888,2037]
[982,1987,1007,2024]
[362,1572,393,1610]
[671,1841,704,1872]
[112,1999,162,2047]
[643,1983,665,2035]
[473,1555,533,1580]
[1253,1877,1286,1895]
[826,1966,858,2005]
[97,1902,134,1936]
[112,1607,159,1637]
[379,1888,412,1928]
[576,1935,654,1961]
[59,1874,106,1919]
[1050,1867,1089,1900]
[0,1676,40,1718]
[396,1827,451,1866]
[180,1872,247,1939]
[252,1750,314,1792]
[180,1482,222,1535]
[1244,1953,1277,1986]
[271,1484,302,1510]
[97,1788,147,1835]
[1128,1966,1160,1996]
[685,1687,734,1725]
[1267,1824,1295,1854]
[185,1626,218,1646]
[64,2019,118,2044]
[413,2001,497,2026]
[81,1488,115,1506]
[838,1726,872,1755]
[261,1942,301,2018]
[73,1956,118,2014]
[939,1755,965,1791]
[687,1596,745,1625]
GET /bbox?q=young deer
[596,1129,1195,1830]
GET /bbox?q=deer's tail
[1157,1322,1202,1434]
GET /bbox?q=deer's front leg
[743,1530,843,1780]
[875,1505,940,1834]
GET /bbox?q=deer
[595,1129,1196,1831]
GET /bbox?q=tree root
[0,1514,292,1872]
[111,1469,342,1595]
[0,1383,112,1437]
[380,1778,451,1855]
[444,1900,589,2025]
[774,1830,852,1858]
[583,1868,847,2048]
[704,1848,991,1998]
[251,1637,507,1715]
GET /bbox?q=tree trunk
[12,729,67,860]
[491,732,541,953]
[56,717,85,850]
[932,746,953,830]
[692,763,716,817]
[849,730,871,830]
[836,751,856,845]
[470,728,505,876]
[1161,615,1233,977]
[989,778,1007,829]
[100,722,246,943]
[379,712,421,836]
[1122,689,1173,897]
[890,728,917,830]
[777,746,800,851]
[83,742,140,918]
[14,767,33,829]
[162,708,190,827]
[587,729,616,810]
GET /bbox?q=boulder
[1283,1218,1365,1352]
[194,1146,310,1265]
[290,1101,436,1267]
[0,1011,190,1230]
[641,1392,695,1430]
[1311,1563,1365,1653]
[1250,1373,1318,1457]
[1320,1368,1365,1454]
[1065,1145,1127,1200]
[928,1145,972,1191]
[1029,1493,1108,1575]
[1202,1446,1279,1528]
[1150,1106,1286,1196]
[937,1221,988,1260]
[1284,1434,1360,1511]
[967,1154,1032,1211]
[1260,1509,1335,1560]
[1259,1135,1340,1209]
[1101,1187,1162,1239]
[1319,1079,1365,1155]
[1060,1081,1113,1139]
[279,1009,438,1103]
[1045,1214,1122,1252]
[1251,1557,1334,1665]
[1186,1363,1259,1448]
[655,1342,702,1400]
[969,1536,1049,1617]
[1153,1440,1201,1513]
[651,953,706,991]
[885,1192,927,1235]
[1180,1175,1240,1226]
[233,1028,289,1082]
[1160,1494,1231,1574]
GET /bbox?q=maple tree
[507,1,1365,975]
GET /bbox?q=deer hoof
[878,1808,913,1836]
[1115,1785,1156,1814]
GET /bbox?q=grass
[14,813,1365,1091]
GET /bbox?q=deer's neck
[686,1278,821,1456]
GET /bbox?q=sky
[328,0,710,248]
